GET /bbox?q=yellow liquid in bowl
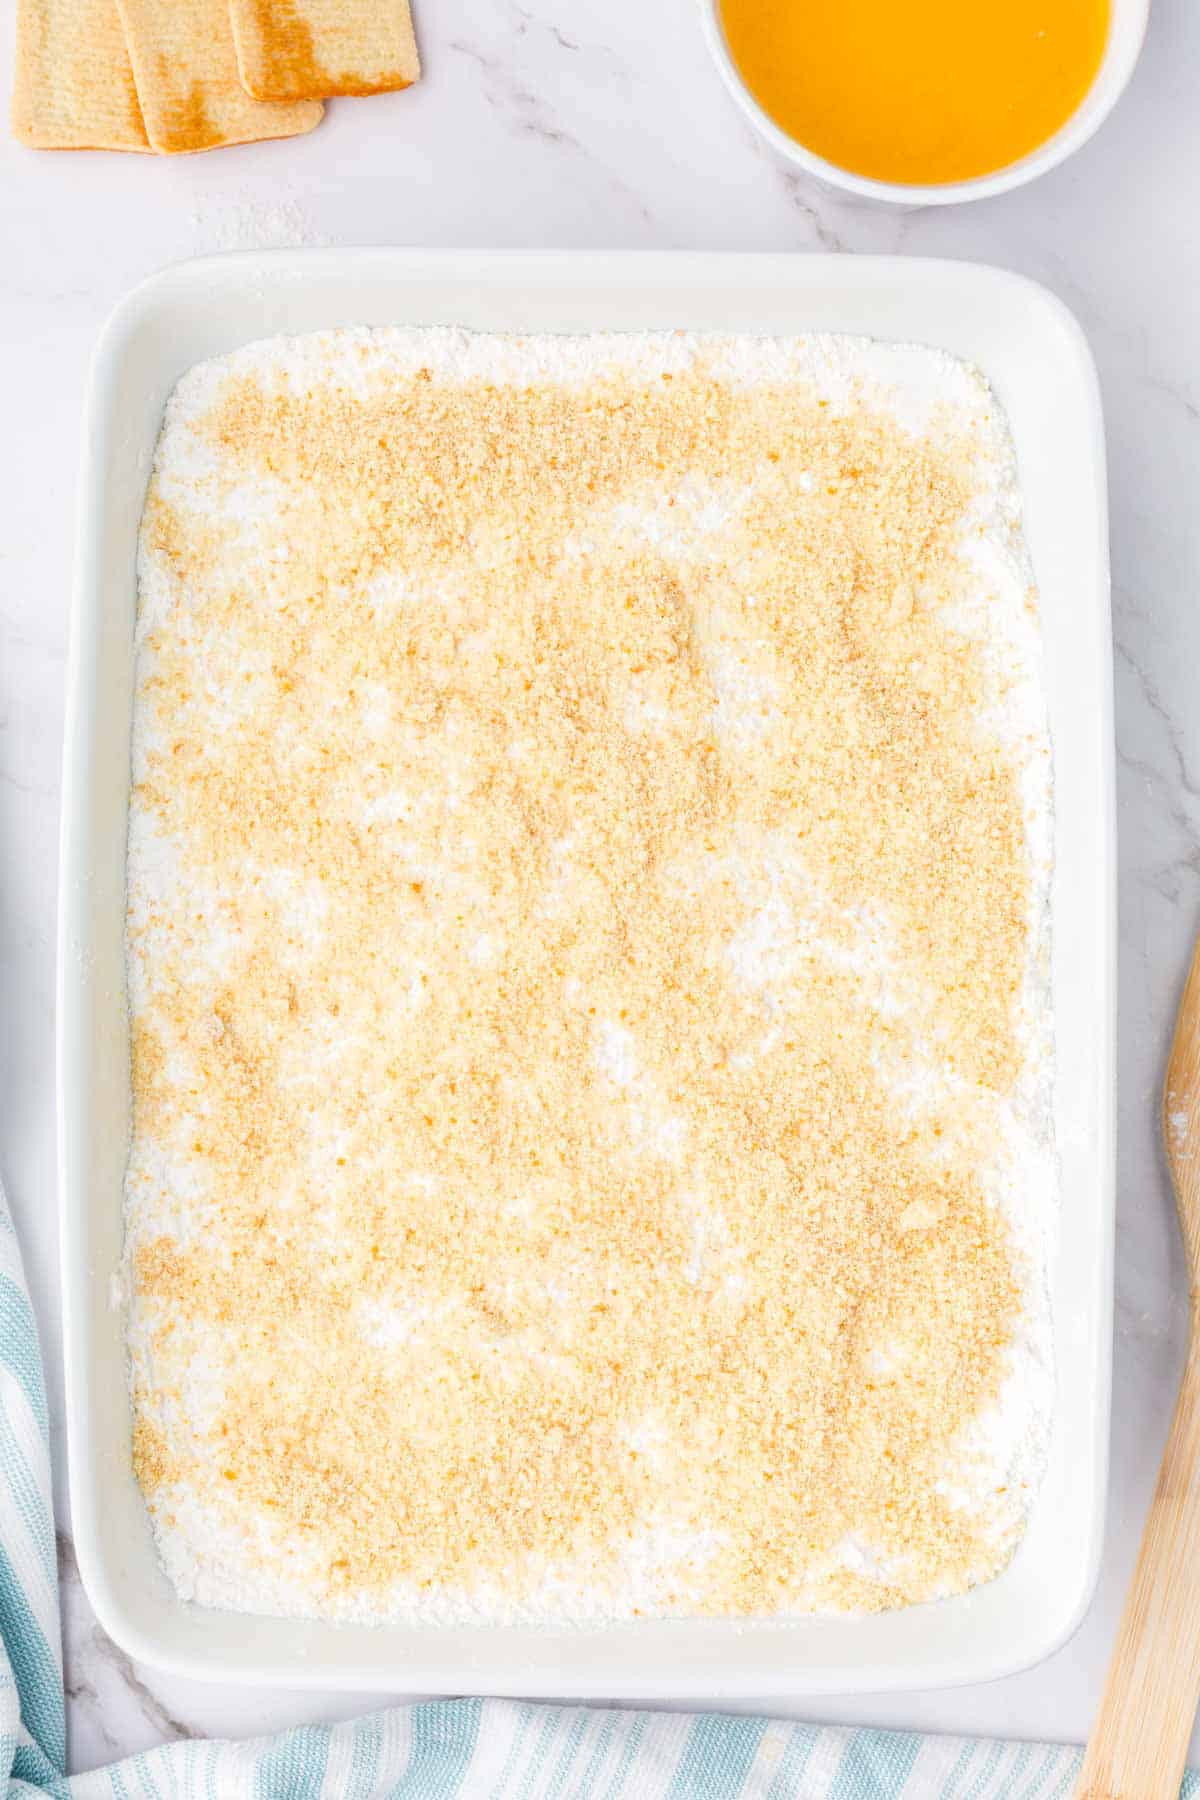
[718,0,1110,186]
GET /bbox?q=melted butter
[719,0,1110,185]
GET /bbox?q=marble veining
[1,0,1199,1772]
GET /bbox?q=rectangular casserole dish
[58,249,1113,1696]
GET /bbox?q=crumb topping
[127,333,1042,1620]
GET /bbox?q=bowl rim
[699,0,1150,206]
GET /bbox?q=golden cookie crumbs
[124,329,1054,1624]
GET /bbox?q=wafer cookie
[230,0,419,101]
[116,0,323,152]
[11,0,151,150]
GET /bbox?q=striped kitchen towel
[0,1175,1184,1797]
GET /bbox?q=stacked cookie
[11,0,418,153]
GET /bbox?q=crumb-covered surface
[124,326,1055,1626]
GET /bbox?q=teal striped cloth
[0,1178,1187,1797]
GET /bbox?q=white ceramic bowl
[61,250,1113,1695]
[701,0,1149,205]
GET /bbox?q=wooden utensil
[1077,931,1200,1799]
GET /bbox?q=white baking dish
[59,250,1113,1697]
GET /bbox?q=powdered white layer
[126,326,1056,1626]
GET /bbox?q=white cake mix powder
[124,326,1056,1627]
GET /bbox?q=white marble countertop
[1,0,1199,1775]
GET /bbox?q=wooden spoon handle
[1077,1327,1200,1799]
